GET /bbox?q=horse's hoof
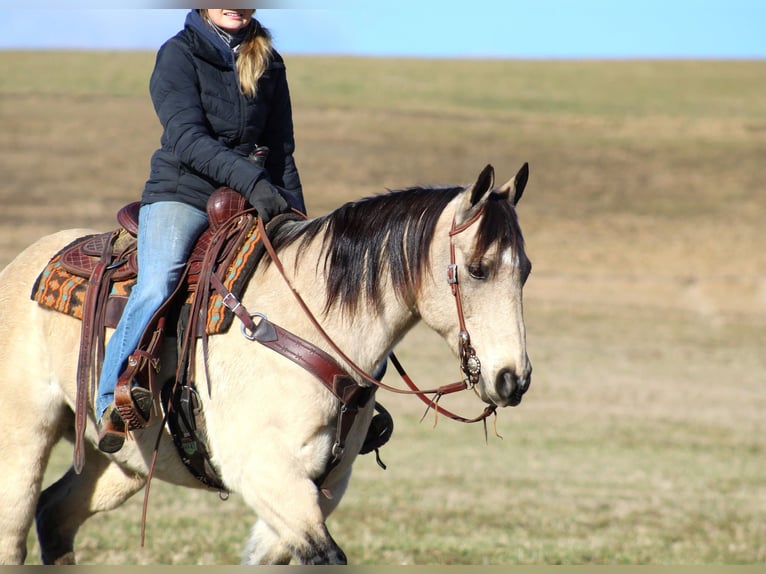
[53,551,76,565]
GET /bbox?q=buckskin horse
[0,163,532,565]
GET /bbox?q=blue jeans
[96,201,208,419]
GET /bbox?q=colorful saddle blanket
[31,216,265,335]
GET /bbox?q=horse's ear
[457,164,495,225]
[470,164,495,206]
[497,162,529,206]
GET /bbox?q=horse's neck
[253,237,420,373]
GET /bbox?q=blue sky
[0,1,764,58]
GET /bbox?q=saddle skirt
[31,230,137,328]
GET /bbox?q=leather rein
[216,210,497,427]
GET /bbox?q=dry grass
[1,51,765,564]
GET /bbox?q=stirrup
[97,405,126,453]
[360,402,394,455]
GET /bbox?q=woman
[96,8,305,453]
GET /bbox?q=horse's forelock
[474,191,524,264]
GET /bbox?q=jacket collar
[185,9,234,66]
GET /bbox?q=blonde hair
[201,10,273,98]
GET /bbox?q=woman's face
[206,9,255,33]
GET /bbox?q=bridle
[389,206,496,424]
[448,206,486,389]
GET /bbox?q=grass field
[1,51,765,565]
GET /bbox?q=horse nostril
[495,367,531,406]
[521,364,532,391]
[497,369,517,397]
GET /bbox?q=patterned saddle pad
[31,219,266,335]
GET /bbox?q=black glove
[247,179,290,224]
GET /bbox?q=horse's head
[268,163,532,409]
[418,163,532,408]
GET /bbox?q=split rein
[225,210,499,433]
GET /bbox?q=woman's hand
[247,179,290,223]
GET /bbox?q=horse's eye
[467,261,487,280]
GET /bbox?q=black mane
[269,185,523,315]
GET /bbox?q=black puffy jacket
[142,10,305,214]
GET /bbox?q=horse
[0,163,532,565]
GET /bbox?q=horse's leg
[0,386,71,565]
[236,474,347,564]
[35,442,146,565]
[240,467,352,565]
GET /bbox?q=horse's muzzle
[493,366,532,407]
